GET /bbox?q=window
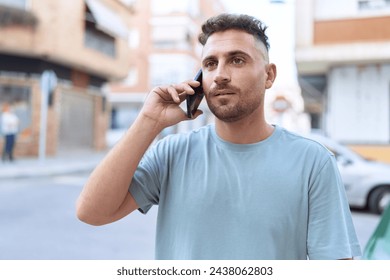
[83,0,129,57]
[85,0,128,38]
[84,5,115,57]
[0,0,36,28]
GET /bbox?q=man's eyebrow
[202,54,217,63]
[226,50,251,57]
[202,50,251,63]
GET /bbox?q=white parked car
[307,133,390,214]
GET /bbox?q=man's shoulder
[277,126,334,157]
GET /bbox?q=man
[77,13,361,260]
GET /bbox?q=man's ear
[265,63,277,89]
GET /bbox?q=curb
[0,151,107,179]
[0,162,97,180]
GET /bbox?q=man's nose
[213,65,231,84]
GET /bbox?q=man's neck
[215,118,274,144]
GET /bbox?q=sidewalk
[0,149,108,180]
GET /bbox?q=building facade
[0,0,133,157]
[295,0,390,162]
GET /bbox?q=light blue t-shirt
[130,124,361,259]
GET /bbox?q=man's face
[201,29,275,123]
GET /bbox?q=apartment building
[295,0,390,161]
[108,0,225,140]
[0,0,133,157]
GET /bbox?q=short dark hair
[198,13,270,51]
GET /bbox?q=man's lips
[210,89,236,97]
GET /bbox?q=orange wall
[349,145,390,164]
[314,16,390,44]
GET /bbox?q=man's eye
[205,61,217,68]
[232,58,244,65]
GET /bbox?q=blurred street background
[1,0,390,259]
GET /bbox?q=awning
[85,0,128,39]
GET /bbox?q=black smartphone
[186,69,204,118]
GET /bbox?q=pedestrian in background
[1,103,19,162]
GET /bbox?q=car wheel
[368,186,390,214]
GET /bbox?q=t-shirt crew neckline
[209,124,281,152]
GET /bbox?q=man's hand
[140,80,203,131]
[76,79,203,226]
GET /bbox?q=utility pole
[39,70,57,163]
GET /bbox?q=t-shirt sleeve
[129,143,165,214]
[307,155,362,259]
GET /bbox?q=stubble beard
[206,94,262,123]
